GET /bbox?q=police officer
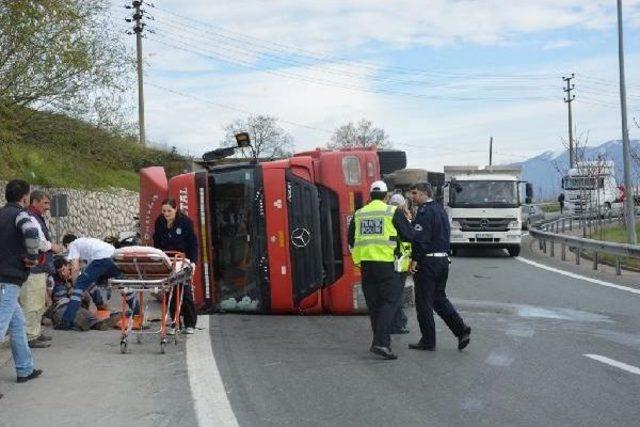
[408,182,471,351]
[348,181,413,360]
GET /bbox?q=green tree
[328,118,391,149]
[0,0,132,123]
[222,115,294,160]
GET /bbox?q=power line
[146,81,333,135]
[149,32,558,103]
[151,5,559,82]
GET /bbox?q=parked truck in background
[561,160,621,214]
[444,165,532,257]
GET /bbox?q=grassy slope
[0,108,186,191]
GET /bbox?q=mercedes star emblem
[291,227,311,248]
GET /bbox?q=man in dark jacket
[0,180,43,383]
[408,182,470,352]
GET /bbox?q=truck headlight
[508,220,521,229]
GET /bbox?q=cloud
[109,0,640,172]
[543,39,576,50]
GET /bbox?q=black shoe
[369,346,398,360]
[28,340,51,349]
[458,326,471,351]
[17,369,43,384]
[408,342,435,351]
[391,328,410,335]
[37,334,52,342]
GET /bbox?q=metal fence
[529,214,640,275]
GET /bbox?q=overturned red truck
[139,148,407,315]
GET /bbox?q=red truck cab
[139,148,405,315]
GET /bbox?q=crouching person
[58,234,135,330]
[50,258,116,331]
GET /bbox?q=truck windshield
[450,180,518,208]
[210,166,262,312]
[562,176,600,190]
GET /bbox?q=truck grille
[459,218,510,232]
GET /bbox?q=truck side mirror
[525,183,533,204]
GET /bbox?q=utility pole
[563,74,575,169]
[617,0,637,244]
[127,1,148,146]
[489,136,493,166]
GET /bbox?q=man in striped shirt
[0,180,43,383]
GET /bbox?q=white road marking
[515,257,640,296]
[187,315,239,427]
[584,354,640,376]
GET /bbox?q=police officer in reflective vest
[348,181,413,360]
[408,182,471,351]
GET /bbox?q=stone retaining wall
[0,180,138,241]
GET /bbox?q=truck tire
[385,169,428,188]
[378,150,407,176]
[507,246,521,257]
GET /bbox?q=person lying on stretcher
[47,258,119,331]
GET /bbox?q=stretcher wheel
[120,340,128,354]
[160,339,167,354]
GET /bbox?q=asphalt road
[212,248,640,427]
[2,247,639,426]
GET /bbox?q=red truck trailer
[139,148,406,315]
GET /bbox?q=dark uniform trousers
[414,257,466,348]
[170,284,197,328]
[361,261,405,348]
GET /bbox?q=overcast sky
[111,1,640,171]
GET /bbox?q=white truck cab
[561,161,620,214]
[444,165,532,257]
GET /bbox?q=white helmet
[370,180,388,193]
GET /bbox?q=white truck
[561,160,621,214]
[444,165,532,257]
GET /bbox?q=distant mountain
[512,140,640,201]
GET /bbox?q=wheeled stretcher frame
[109,248,193,354]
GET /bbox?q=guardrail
[529,214,640,275]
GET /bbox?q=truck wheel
[507,246,520,257]
[377,150,407,176]
[385,169,428,188]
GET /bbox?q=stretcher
[109,246,193,354]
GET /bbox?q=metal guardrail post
[593,251,598,270]
[538,238,543,250]
[561,243,566,261]
[616,258,622,276]
[550,241,555,257]
[542,240,547,254]
[576,249,580,265]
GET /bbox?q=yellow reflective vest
[397,241,412,272]
[352,200,397,265]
